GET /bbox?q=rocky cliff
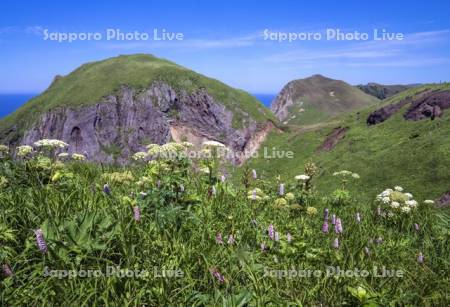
[0,54,276,164]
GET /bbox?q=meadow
[0,141,449,306]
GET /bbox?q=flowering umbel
[34,229,48,253]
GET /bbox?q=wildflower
[179,184,185,193]
[220,175,226,183]
[103,183,111,195]
[2,264,13,277]
[274,232,280,242]
[322,221,329,233]
[132,151,148,161]
[57,152,69,159]
[181,141,194,148]
[355,212,361,223]
[16,145,33,157]
[401,206,411,214]
[227,234,236,245]
[273,198,287,208]
[278,183,285,196]
[417,252,424,264]
[332,238,340,249]
[394,186,403,192]
[306,207,318,216]
[405,200,418,208]
[414,223,420,232]
[424,199,435,205]
[404,193,413,199]
[377,206,382,216]
[260,243,268,252]
[286,233,292,242]
[324,208,329,220]
[375,237,383,244]
[34,229,48,253]
[390,201,400,209]
[331,214,336,225]
[352,173,360,179]
[364,247,370,255]
[33,139,68,149]
[335,218,343,234]
[285,192,295,201]
[295,174,310,181]
[251,219,258,227]
[268,224,275,240]
[210,268,225,283]
[156,180,161,188]
[252,169,257,179]
[215,233,224,244]
[211,186,217,196]
[133,206,141,222]
[71,153,86,161]
[0,144,9,155]
[333,170,352,176]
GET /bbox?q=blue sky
[0,0,449,94]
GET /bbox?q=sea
[0,93,276,118]
[0,94,37,118]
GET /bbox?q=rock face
[21,82,271,164]
[367,90,450,125]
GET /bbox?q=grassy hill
[249,83,450,202]
[356,82,419,100]
[0,54,276,142]
[271,74,379,125]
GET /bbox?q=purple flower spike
[356,212,361,223]
[322,221,329,233]
[268,224,275,240]
[103,183,111,195]
[417,252,424,264]
[279,183,285,196]
[331,214,336,225]
[34,229,48,253]
[324,208,329,221]
[332,238,340,249]
[227,234,236,245]
[133,206,141,222]
[335,218,343,234]
[2,264,13,277]
[210,268,225,283]
[414,223,420,232]
[274,232,280,242]
[215,232,224,245]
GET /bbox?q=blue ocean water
[253,93,276,108]
[0,94,37,118]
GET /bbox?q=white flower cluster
[16,145,33,157]
[333,170,360,179]
[294,174,310,181]
[132,151,148,161]
[376,186,418,216]
[33,139,69,149]
[71,153,86,161]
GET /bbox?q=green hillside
[356,82,419,100]
[0,54,276,142]
[249,83,450,202]
[272,74,379,125]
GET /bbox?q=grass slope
[356,83,419,100]
[274,74,379,125]
[249,83,450,202]
[0,54,276,141]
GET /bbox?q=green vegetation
[249,84,450,202]
[0,143,448,305]
[0,54,276,140]
[275,74,379,125]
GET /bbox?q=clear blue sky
[0,0,449,94]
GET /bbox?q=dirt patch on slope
[317,127,349,152]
